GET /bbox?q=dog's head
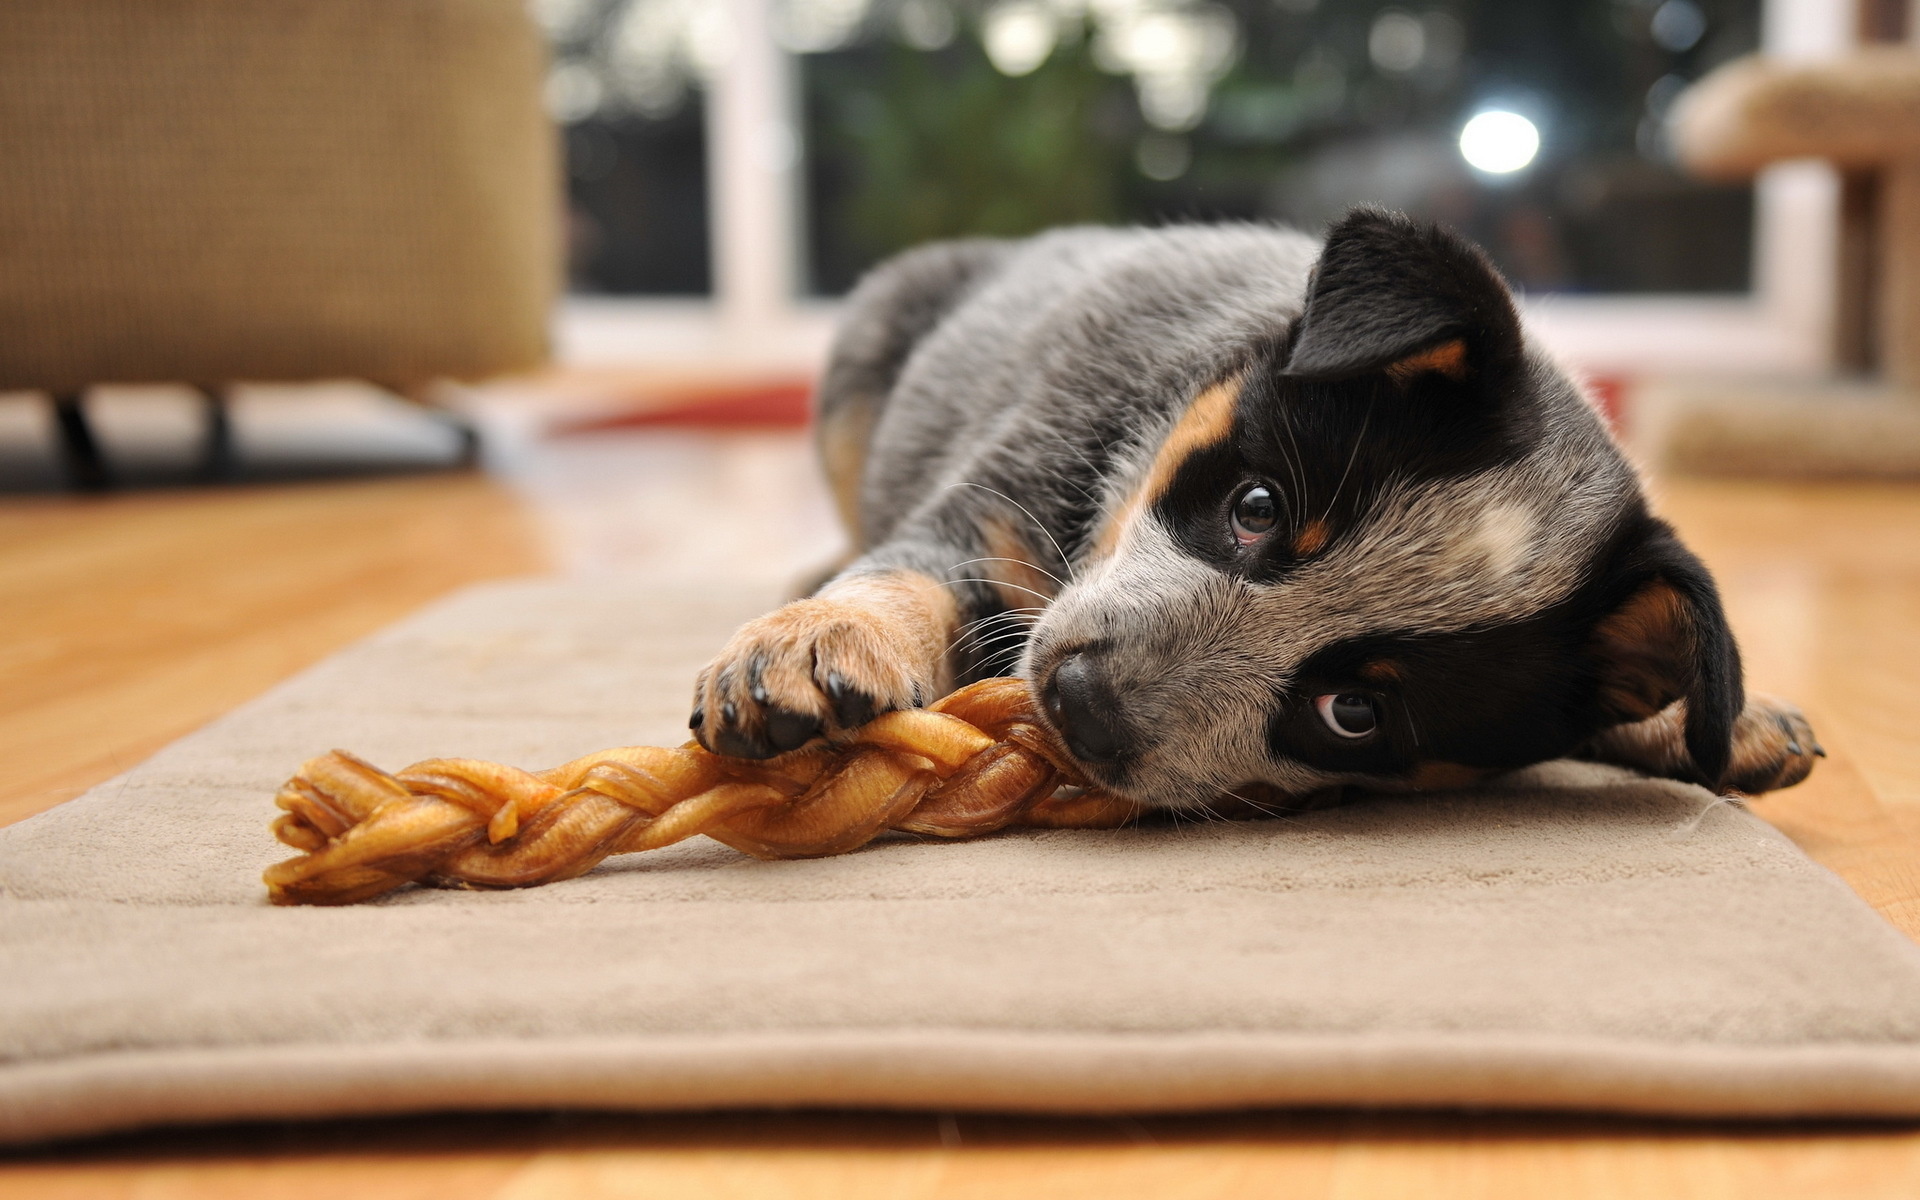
[1022,209,1743,807]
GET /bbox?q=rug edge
[8,1030,1920,1144]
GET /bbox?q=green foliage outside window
[809,35,1133,279]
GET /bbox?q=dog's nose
[1044,651,1128,764]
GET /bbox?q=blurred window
[535,0,716,295]
[793,0,1759,297]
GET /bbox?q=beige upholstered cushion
[0,0,558,393]
[1671,48,1920,178]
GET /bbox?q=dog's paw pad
[762,705,823,754]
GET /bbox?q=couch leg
[405,381,483,469]
[199,385,237,480]
[49,391,111,491]
[449,414,482,469]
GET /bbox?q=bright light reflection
[982,1,1056,76]
[1458,110,1540,174]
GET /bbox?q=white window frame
[555,0,1854,380]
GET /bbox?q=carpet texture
[6,578,1920,1144]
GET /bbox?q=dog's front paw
[1725,695,1824,794]
[690,594,941,759]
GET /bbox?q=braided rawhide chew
[264,677,1142,906]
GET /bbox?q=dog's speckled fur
[690,210,1821,805]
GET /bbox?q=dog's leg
[1577,695,1823,794]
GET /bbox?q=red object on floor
[1585,374,1628,435]
[552,373,1632,436]
[554,381,813,433]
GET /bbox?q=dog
[689,208,1820,808]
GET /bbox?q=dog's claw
[825,673,877,729]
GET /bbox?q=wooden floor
[0,474,546,827]
[4,443,1920,1198]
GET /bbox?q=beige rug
[6,578,1920,1144]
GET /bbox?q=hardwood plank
[13,1111,1920,1200]
[0,1113,538,1200]
[0,474,545,826]
[1747,737,1920,939]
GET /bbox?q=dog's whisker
[941,481,1078,584]
[950,604,1046,627]
[948,607,1043,637]
[950,616,1041,642]
[1275,411,1308,517]
[950,628,1039,659]
[1043,442,1106,506]
[1215,784,1301,825]
[945,616,1045,657]
[959,620,1039,643]
[948,618,1029,645]
[1320,396,1373,528]
[939,577,1058,606]
[946,612,1045,654]
[946,556,1069,591]
[948,621,1032,649]
[1054,441,1112,507]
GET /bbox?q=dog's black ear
[1587,519,1745,790]
[1284,207,1522,386]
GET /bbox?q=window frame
[554,0,1850,380]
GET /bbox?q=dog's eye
[1315,693,1378,739]
[1231,484,1278,544]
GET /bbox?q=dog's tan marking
[1385,338,1469,385]
[817,390,878,548]
[1359,659,1402,684]
[1292,519,1331,557]
[1407,761,1489,790]
[1092,375,1243,558]
[978,513,1061,612]
[1590,580,1690,721]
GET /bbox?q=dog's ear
[1284,207,1522,387]
[1587,519,1745,790]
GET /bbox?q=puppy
[690,208,1820,807]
